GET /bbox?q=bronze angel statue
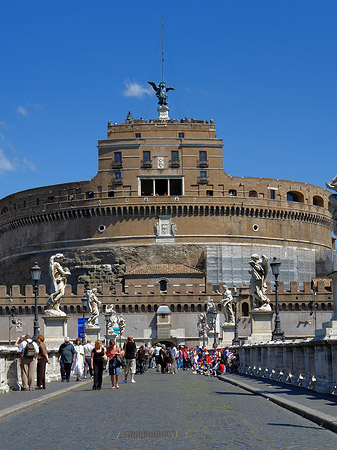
[148,81,174,106]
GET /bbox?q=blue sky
[0,1,337,199]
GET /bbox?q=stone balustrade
[236,339,337,395]
[0,347,61,393]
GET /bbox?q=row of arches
[0,203,330,235]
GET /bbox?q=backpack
[24,342,35,357]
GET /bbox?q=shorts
[125,358,136,375]
[108,359,120,376]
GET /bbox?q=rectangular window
[36,198,40,206]
[136,133,141,139]
[114,152,122,163]
[200,170,207,178]
[115,171,122,180]
[171,151,179,161]
[108,191,114,197]
[199,151,207,161]
[86,191,94,199]
[178,132,184,139]
[143,151,151,161]
[270,189,275,200]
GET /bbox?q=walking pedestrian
[91,340,106,390]
[169,344,178,374]
[106,340,121,389]
[83,339,94,378]
[123,336,137,383]
[57,337,76,382]
[18,334,39,391]
[36,335,50,389]
[72,338,85,381]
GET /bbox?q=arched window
[128,305,133,312]
[19,306,23,314]
[63,306,68,314]
[70,305,74,314]
[295,303,299,311]
[77,305,81,314]
[159,279,168,293]
[141,304,145,312]
[170,304,175,312]
[301,303,306,311]
[122,305,126,313]
[313,196,324,207]
[115,305,120,313]
[282,303,287,311]
[288,303,293,311]
[249,190,257,198]
[147,305,152,312]
[135,305,139,313]
[154,305,158,312]
[190,304,195,312]
[287,191,304,203]
[177,304,181,312]
[197,304,202,312]
[242,302,249,317]
[321,303,326,310]
[183,304,188,312]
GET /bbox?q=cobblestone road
[1,371,336,450]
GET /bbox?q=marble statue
[148,81,175,106]
[118,315,126,336]
[197,312,208,337]
[205,297,217,331]
[171,223,177,236]
[45,253,71,316]
[326,176,337,235]
[86,288,102,328]
[220,284,235,325]
[106,304,118,335]
[249,254,271,310]
[154,222,159,236]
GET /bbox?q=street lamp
[232,287,240,346]
[104,310,112,346]
[81,293,89,344]
[309,286,318,331]
[30,262,42,340]
[270,257,285,340]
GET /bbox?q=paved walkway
[219,372,337,432]
[0,370,337,450]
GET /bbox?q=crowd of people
[15,333,238,391]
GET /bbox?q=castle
[0,95,334,344]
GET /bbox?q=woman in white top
[72,338,85,381]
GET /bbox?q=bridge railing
[236,339,337,395]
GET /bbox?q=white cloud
[0,120,7,129]
[0,149,15,173]
[17,106,29,117]
[122,80,153,98]
[0,133,35,175]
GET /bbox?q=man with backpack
[18,334,39,391]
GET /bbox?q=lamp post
[309,286,318,331]
[213,310,217,348]
[232,287,240,346]
[270,257,285,340]
[104,310,112,346]
[81,294,89,344]
[30,262,42,340]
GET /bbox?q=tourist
[83,339,94,378]
[123,336,137,383]
[177,347,183,370]
[91,339,106,390]
[169,344,177,374]
[57,337,76,382]
[18,334,39,391]
[137,345,146,374]
[159,344,167,373]
[148,344,155,369]
[36,335,50,389]
[72,338,85,381]
[106,340,120,389]
[144,344,149,371]
[155,343,161,372]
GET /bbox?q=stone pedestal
[42,315,68,348]
[85,326,101,343]
[315,271,337,339]
[158,105,169,120]
[248,309,273,343]
[221,323,235,346]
